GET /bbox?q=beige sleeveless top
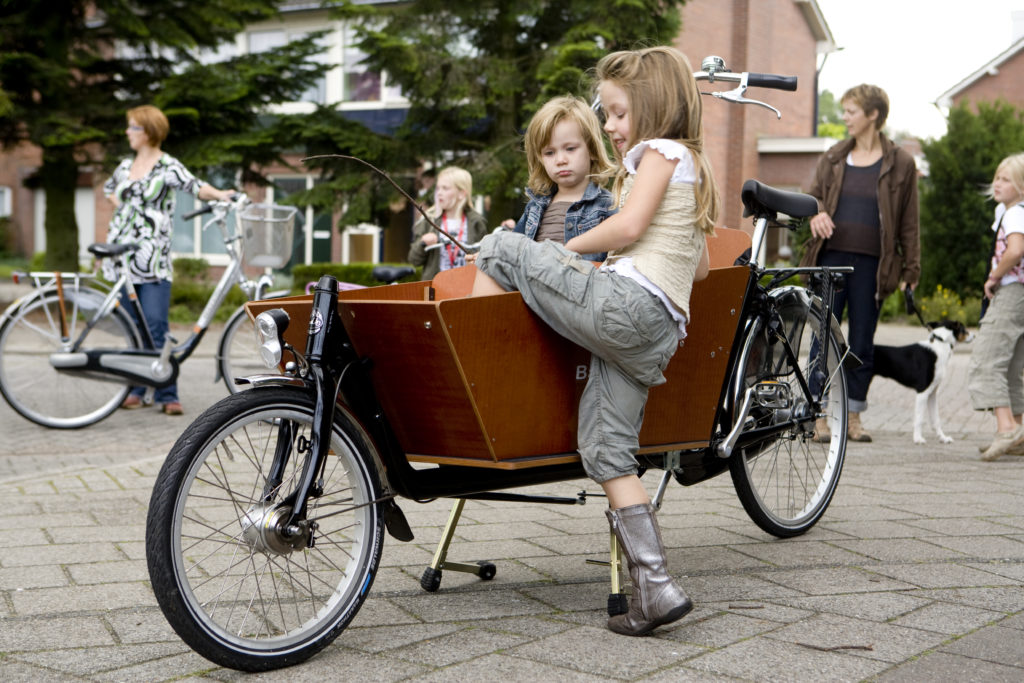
[605,177,705,319]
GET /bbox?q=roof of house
[936,34,1024,108]
[795,0,837,54]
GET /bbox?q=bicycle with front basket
[144,56,857,672]
[0,194,296,428]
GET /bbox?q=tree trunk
[40,147,80,271]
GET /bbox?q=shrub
[290,262,422,293]
[173,257,211,283]
[168,256,247,324]
[915,284,981,326]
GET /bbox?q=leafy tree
[331,0,687,223]
[919,100,1024,296]
[0,1,342,270]
[817,90,845,141]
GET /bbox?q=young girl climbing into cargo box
[471,46,720,636]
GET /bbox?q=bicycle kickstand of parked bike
[0,193,298,429]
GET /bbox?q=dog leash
[904,287,930,330]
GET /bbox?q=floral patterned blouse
[103,153,205,283]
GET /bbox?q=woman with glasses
[104,105,235,416]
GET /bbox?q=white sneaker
[980,424,1024,462]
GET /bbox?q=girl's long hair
[986,152,1024,202]
[595,46,720,233]
[523,96,615,196]
[431,166,473,219]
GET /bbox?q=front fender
[232,374,310,389]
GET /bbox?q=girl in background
[408,166,487,280]
[969,152,1024,461]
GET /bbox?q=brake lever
[705,87,781,119]
[701,71,781,119]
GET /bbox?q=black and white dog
[872,320,974,444]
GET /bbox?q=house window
[248,29,328,105]
[268,175,333,267]
[342,25,402,104]
[170,169,235,265]
[0,186,10,217]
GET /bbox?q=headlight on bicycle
[255,309,290,368]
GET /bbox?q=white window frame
[0,186,11,217]
[341,223,381,265]
[241,13,407,115]
[267,174,319,266]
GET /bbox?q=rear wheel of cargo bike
[145,387,384,671]
[728,294,847,537]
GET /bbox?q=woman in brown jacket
[800,84,920,443]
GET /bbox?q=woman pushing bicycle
[104,105,235,415]
[471,46,719,636]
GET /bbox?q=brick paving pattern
[0,312,1021,681]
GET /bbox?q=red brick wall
[676,0,820,232]
[952,50,1024,110]
[0,143,43,257]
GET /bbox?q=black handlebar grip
[747,73,798,91]
[182,204,214,220]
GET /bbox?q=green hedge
[290,262,422,293]
[164,260,422,323]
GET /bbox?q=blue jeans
[121,280,178,404]
[820,250,879,412]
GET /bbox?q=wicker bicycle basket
[239,203,298,268]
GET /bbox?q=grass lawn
[0,256,30,278]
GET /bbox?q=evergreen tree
[0,1,344,269]
[919,100,1024,297]
[331,0,687,222]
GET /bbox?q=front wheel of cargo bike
[145,387,384,672]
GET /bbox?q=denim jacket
[513,182,615,261]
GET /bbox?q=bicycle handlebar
[182,192,247,221]
[182,205,213,221]
[690,56,796,119]
[591,55,796,120]
[745,72,798,91]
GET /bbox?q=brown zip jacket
[799,133,920,301]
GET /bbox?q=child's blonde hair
[595,46,721,233]
[523,96,615,196]
[433,166,473,217]
[987,152,1024,202]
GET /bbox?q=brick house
[0,0,835,269]
[676,0,834,261]
[936,16,1024,115]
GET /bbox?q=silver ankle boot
[605,503,693,636]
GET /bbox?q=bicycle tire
[0,287,140,428]
[217,304,279,394]
[145,387,385,672]
[728,290,847,537]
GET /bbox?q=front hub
[240,504,310,555]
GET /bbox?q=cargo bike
[144,58,856,671]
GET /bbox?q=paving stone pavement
[0,315,1021,682]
